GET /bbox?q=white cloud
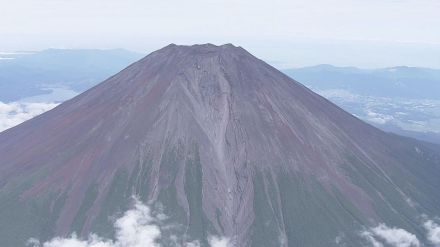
[424,220,440,246]
[361,230,384,247]
[28,198,230,247]
[208,236,231,247]
[365,110,394,125]
[361,224,420,247]
[112,200,161,247]
[29,199,161,247]
[0,101,58,132]
[317,89,360,102]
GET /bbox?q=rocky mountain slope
[0,44,439,246]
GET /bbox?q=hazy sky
[1,0,439,68]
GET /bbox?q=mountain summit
[1,44,439,246]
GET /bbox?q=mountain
[0,49,143,102]
[283,64,440,100]
[283,65,440,144]
[0,44,440,246]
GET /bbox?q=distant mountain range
[0,49,143,102]
[283,65,440,144]
[284,64,440,100]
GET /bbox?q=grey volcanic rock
[1,44,440,246]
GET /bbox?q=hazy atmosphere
[1,1,440,247]
[1,0,440,68]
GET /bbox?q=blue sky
[1,0,439,68]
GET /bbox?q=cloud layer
[318,89,440,134]
[424,220,440,246]
[2,0,440,68]
[362,224,420,247]
[0,101,58,132]
[361,218,440,247]
[28,198,231,247]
